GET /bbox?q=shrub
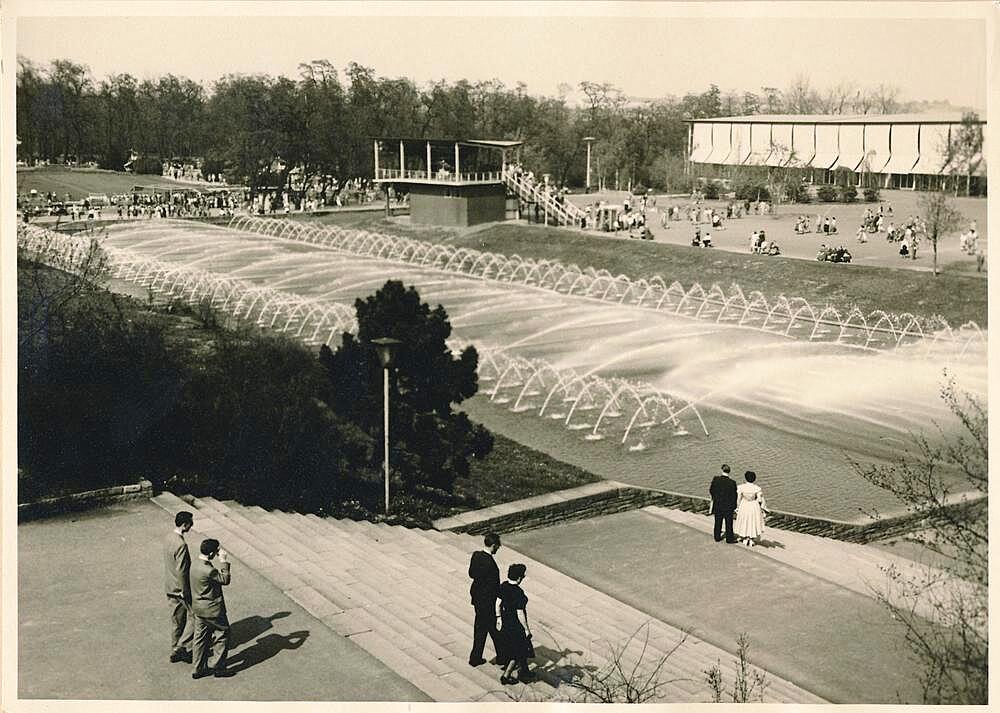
[816,185,839,203]
[735,182,770,202]
[702,182,720,200]
[863,186,880,202]
[840,185,858,203]
[787,181,811,204]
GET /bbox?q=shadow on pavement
[230,611,291,648]
[757,539,786,549]
[227,630,309,674]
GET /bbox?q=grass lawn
[17,166,212,199]
[294,211,988,327]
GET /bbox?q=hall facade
[686,113,986,194]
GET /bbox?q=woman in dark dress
[497,563,534,684]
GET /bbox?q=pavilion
[373,138,522,227]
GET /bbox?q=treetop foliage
[17,55,918,194]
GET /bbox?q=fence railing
[375,168,502,183]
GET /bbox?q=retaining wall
[438,483,986,545]
[18,480,154,522]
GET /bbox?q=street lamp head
[583,136,597,143]
[371,337,403,369]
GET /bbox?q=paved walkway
[506,508,929,703]
[17,501,428,701]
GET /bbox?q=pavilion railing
[375,168,503,183]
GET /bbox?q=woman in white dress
[733,471,769,546]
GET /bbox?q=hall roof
[686,113,985,125]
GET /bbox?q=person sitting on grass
[692,228,702,247]
[766,241,780,256]
[711,212,724,229]
[899,239,909,258]
[702,232,713,248]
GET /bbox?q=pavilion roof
[374,137,524,149]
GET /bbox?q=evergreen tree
[320,280,493,499]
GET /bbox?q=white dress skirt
[733,483,766,539]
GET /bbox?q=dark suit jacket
[164,531,191,600]
[709,475,738,514]
[468,550,500,606]
[190,557,231,619]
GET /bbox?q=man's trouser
[168,595,193,654]
[192,611,230,672]
[470,601,499,662]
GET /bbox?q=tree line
[18,57,921,194]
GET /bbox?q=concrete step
[151,493,825,703]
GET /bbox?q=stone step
[151,493,825,703]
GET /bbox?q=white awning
[721,124,750,165]
[835,125,865,171]
[689,123,713,163]
[911,154,948,175]
[766,124,793,166]
[810,152,839,169]
[788,124,816,167]
[883,124,920,174]
[862,125,891,173]
[704,124,731,163]
[690,145,713,163]
[883,152,918,174]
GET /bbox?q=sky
[12,4,991,111]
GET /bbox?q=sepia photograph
[2,1,993,709]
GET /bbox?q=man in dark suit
[164,511,194,664]
[190,538,234,679]
[468,531,501,667]
[709,464,738,543]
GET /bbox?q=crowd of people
[816,244,853,263]
[794,214,838,235]
[749,229,780,256]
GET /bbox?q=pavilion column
[426,142,432,179]
[454,142,460,181]
[399,140,405,177]
[373,140,380,179]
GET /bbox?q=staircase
[152,492,825,703]
[502,167,587,228]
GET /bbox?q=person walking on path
[468,532,501,667]
[165,511,194,664]
[709,465,738,543]
[734,471,770,547]
[497,564,535,684]
[190,538,234,679]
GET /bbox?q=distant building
[686,113,986,194]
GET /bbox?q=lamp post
[583,137,596,193]
[372,337,402,515]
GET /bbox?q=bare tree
[567,623,690,703]
[704,633,769,703]
[917,190,965,276]
[852,378,986,704]
[851,88,876,115]
[820,81,856,114]
[784,75,818,114]
[873,83,901,114]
